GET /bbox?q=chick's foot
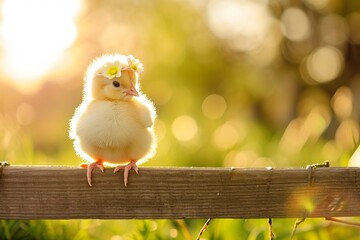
[82,160,104,186]
[114,160,138,187]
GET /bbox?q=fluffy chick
[69,53,156,186]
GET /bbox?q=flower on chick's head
[127,55,144,74]
[99,60,122,79]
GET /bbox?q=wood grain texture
[0,166,360,219]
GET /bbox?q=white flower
[127,55,144,74]
[100,61,122,79]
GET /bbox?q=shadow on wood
[0,166,360,219]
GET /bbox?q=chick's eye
[112,81,120,88]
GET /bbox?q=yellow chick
[69,53,156,186]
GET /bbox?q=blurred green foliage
[1,0,360,239]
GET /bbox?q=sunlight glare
[0,0,81,92]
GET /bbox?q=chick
[69,53,156,186]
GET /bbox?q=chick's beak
[124,86,139,97]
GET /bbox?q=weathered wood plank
[0,166,360,219]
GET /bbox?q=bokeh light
[212,123,238,150]
[206,0,272,52]
[331,87,353,120]
[171,115,198,142]
[335,119,359,151]
[202,94,227,119]
[224,150,258,167]
[281,8,311,42]
[303,0,329,11]
[305,46,344,83]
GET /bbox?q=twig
[269,218,275,240]
[197,218,212,240]
[325,217,360,227]
[290,217,306,240]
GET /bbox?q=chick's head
[96,69,139,101]
[84,54,143,101]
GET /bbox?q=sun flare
[0,0,81,92]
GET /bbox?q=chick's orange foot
[114,160,139,187]
[82,160,105,186]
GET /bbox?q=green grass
[2,218,360,240]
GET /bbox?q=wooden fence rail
[0,166,360,220]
